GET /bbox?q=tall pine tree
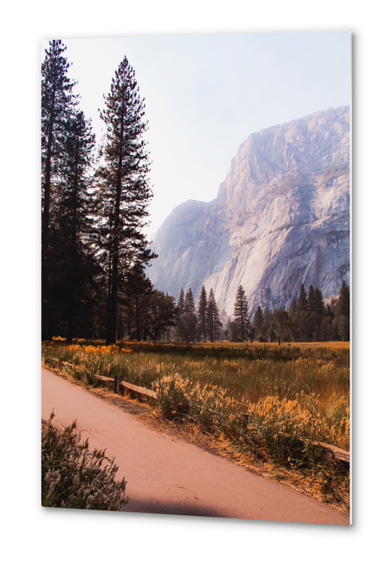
[41,40,78,340]
[197,285,207,341]
[96,56,154,344]
[252,305,264,339]
[234,285,249,341]
[184,288,197,341]
[206,288,222,342]
[54,111,98,342]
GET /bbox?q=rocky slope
[148,106,350,317]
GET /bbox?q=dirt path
[41,368,349,524]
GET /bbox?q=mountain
[148,106,350,318]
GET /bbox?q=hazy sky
[42,31,350,237]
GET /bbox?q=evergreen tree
[206,289,222,342]
[174,289,187,341]
[96,56,154,344]
[252,305,264,339]
[234,285,249,341]
[54,111,98,342]
[334,280,350,341]
[148,291,176,342]
[337,280,350,318]
[294,284,309,341]
[197,285,208,341]
[306,284,316,341]
[314,288,325,322]
[288,299,298,341]
[41,40,78,340]
[184,288,197,341]
[297,284,308,312]
[41,40,78,258]
[288,298,297,318]
[123,263,153,341]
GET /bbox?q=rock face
[148,106,350,318]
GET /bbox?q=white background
[1,1,386,560]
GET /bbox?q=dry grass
[42,338,350,512]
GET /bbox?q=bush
[153,374,340,469]
[41,412,127,510]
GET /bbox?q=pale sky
[42,31,351,238]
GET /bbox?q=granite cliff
[148,106,350,318]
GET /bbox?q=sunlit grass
[42,339,350,449]
[42,339,350,511]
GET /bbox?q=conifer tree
[234,285,249,341]
[174,289,187,341]
[252,305,264,339]
[337,280,350,319]
[314,287,325,322]
[41,40,78,340]
[334,280,350,341]
[206,289,222,342]
[197,285,208,341]
[124,263,153,341]
[54,110,98,342]
[294,283,309,341]
[297,284,308,312]
[41,40,78,258]
[148,291,176,342]
[184,288,197,341]
[306,284,316,341]
[96,56,154,344]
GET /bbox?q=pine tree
[307,284,316,314]
[184,288,197,341]
[337,280,350,318]
[41,40,78,339]
[335,280,350,341]
[124,263,153,341]
[234,285,249,341]
[96,56,154,344]
[252,305,264,339]
[174,289,187,341]
[314,288,325,322]
[148,291,176,342]
[41,40,78,257]
[294,284,309,341]
[206,289,222,342]
[297,284,308,312]
[197,285,207,341]
[306,284,316,341]
[54,111,98,342]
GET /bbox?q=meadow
[42,339,350,510]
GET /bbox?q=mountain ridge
[148,106,350,317]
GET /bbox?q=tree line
[229,281,350,343]
[42,40,163,343]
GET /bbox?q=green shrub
[41,412,127,510]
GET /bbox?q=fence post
[114,375,123,395]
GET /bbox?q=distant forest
[42,41,350,344]
[166,281,350,344]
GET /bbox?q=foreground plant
[41,412,127,510]
[152,372,350,510]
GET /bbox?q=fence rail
[50,357,349,463]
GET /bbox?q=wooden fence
[51,358,349,464]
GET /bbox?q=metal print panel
[41,31,351,524]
